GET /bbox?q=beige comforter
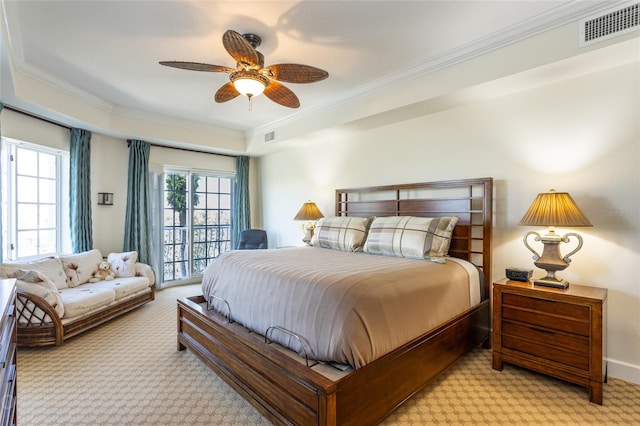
[202,247,480,368]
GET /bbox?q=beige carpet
[18,284,640,425]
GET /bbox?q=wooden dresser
[0,279,16,426]
[492,278,607,404]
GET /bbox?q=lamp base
[301,223,315,245]
[533,277,569,289]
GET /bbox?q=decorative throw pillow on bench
[58,249,104,287]
[13,269,65,319]
[107,251,138,277]
[0,257,68,289]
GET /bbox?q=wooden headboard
[335,177,493,298]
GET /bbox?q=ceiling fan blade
[222,30,259,68]
[214,82,240,103]
[263,81,300,108]
[265,64,329,84]
[159,61,233,73]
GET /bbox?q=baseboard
[607,357,640,385]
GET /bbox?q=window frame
[1,138,69,261]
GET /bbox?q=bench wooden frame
[16,287,154,347]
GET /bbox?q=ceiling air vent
[580,2,639,47]
[264,130,276,143]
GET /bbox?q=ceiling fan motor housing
[242,33,262,49]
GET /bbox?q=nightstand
[492,278,607,404]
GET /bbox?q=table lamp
[293,201,324,244]
[519,189,592,289]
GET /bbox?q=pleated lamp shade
[293,202,324,221]
[519,190,592,227]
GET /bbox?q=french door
[162,170,233,283]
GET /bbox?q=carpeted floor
[18,284,640,425]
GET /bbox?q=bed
[177,177,493,425]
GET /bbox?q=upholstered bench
[0,249,155,347]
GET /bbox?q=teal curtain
[69,128,93,252]
[124,139,151,264]
[232,155,251,248]
[147,171,164,289]
[0,103,3,262]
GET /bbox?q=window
[163,170,233,283]
[1,140,68,261]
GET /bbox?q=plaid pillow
[311,216,373,252]
[363,216,459,262]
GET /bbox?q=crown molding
[249,0,629,139]
[113,105,244,139]
[17,61,114,113]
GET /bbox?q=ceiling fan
[160,30,329,109]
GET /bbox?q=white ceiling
[0,0,630,154]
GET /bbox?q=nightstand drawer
[502,334,589,370]
[502,294,589,336]
[502,320,589,362]
[502,320,589,353]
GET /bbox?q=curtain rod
[2,104,72,130]
[1,104,239,159]
[127,140,238,159]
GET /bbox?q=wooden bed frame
[177,177,493,425]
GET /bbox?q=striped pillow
[363,216,459,262]
[311,216,373,252]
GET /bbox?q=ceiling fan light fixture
[231,70,269,98]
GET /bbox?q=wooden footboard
[178,295,490,425]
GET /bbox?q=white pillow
[15,269,65,319]
[0,257,68,290]
[59,259,81,288]
[58,249,103,285]
[107,251,138,277]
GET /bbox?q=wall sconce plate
[98,192,113,206]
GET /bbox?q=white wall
[90,133,130,254]
[258,62,640,383]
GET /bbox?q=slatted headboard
[335,177,493,299]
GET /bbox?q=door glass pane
[192,209,206,226]
[219,178,230,193]
[163,173,190,282]
[162,172,233,283]
[220,194,231,209]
